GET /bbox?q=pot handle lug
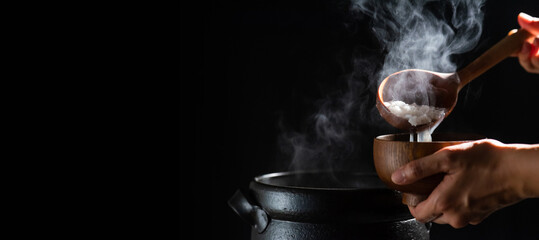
[228,189,269,233]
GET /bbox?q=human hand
[390,139,539,228]
[512,12,539,73]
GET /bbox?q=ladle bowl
[377,28,535,131]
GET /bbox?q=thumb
[391,151,449,185]
[518,12,539,36]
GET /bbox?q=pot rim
[249,170,412,224]
[253,170,387,191]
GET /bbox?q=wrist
[503,144,539,198]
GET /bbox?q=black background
[198,0,539,239]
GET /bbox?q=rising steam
[279,0,485,172]
[352,0,485,83]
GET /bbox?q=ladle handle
[457,28,534,89]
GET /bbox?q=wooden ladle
[376,29,535,131]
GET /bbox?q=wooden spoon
[376,29,535,131]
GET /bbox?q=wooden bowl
[373,133,484,205]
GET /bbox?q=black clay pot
[228,171,429,240]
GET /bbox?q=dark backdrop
[199,0,539,239]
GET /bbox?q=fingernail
[391,170,405,184]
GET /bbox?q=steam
[278,57,379,172]
[352,0,485,82]
[279,0,485,172]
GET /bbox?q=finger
[530,38,539,73]
[469,217,484,226]
[518,42,533,72]
[445,216,469,229]
[429,207,471,228]
[531,37,539,58]
[469,211,494,225]
[530,54,539,74]
[411,204,442,223]
[408,186,445,223]
[409,205,442,223]
[518,12,539,36]
[432,214,448,225]
[431,215,471,229]
[391,150,449,185]
[402,193,428,207]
